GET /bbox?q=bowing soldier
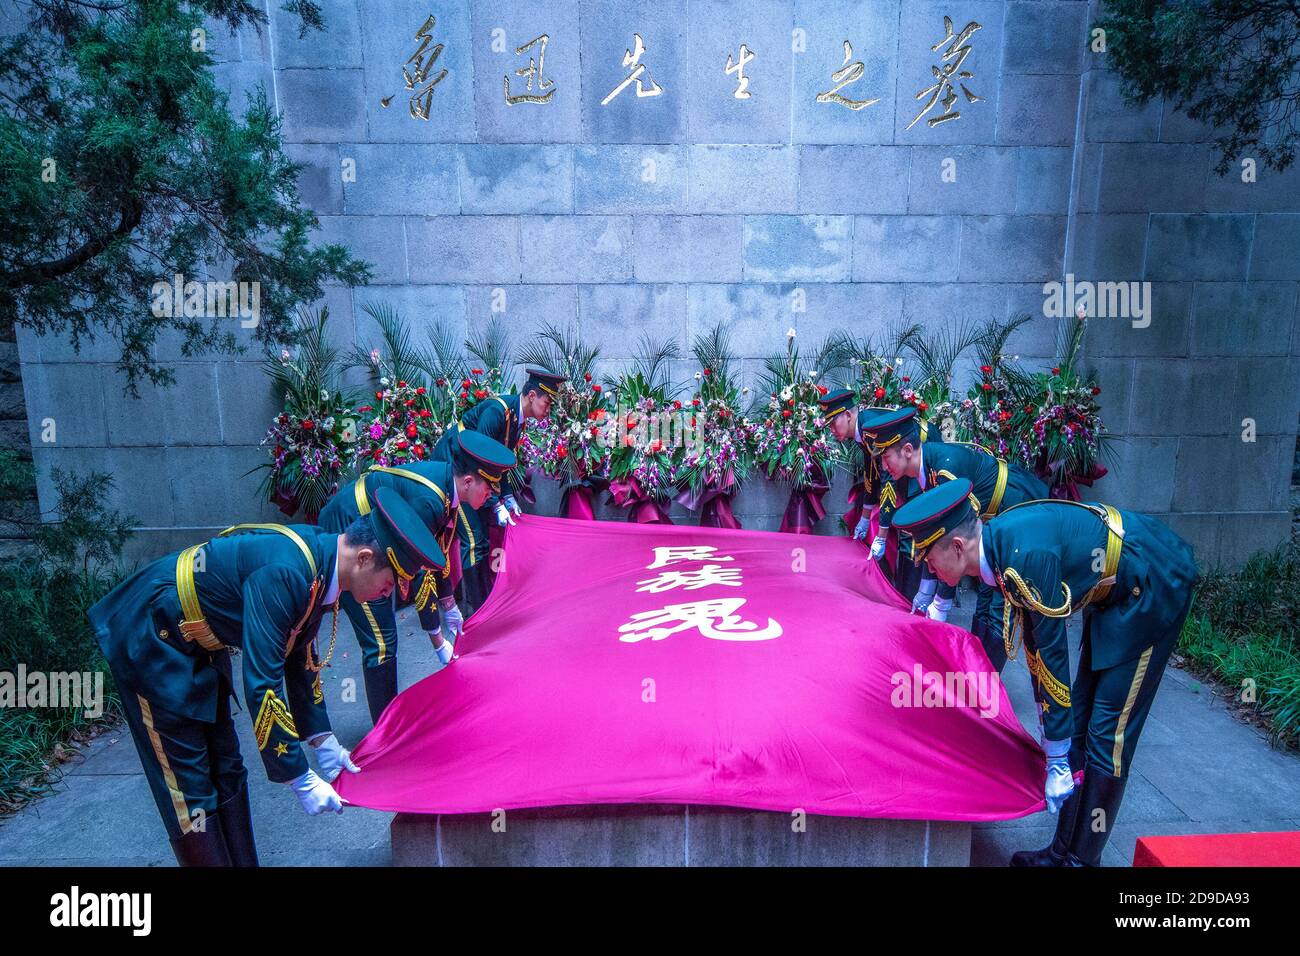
[893,479,1198,867]
[859,406,1048,666]
[317,430,515,723]
[86,489,444,866]
[433,366,565,610]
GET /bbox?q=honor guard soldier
[317,430,514,723]
[434,366,565,610]
[821,390,886,538]
[86,489,444,866]
[893,479,1198,867]
[834,402,955,615]
[859,406,1048,665]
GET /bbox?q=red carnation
[583,373,592,382]
[474,389,486,399]
[592,384,602,392]
[1091,385,1101,395]
[782,409,792,418]
[980,365,992,375]
[1051,367,1060,375]
[982,383,992,392]
[416,387,426,395]
[874,387,886,400]
[558,446,568,458]
[673,400,682,409]
[471,368,483,375]
[703,368,712,376]
[396,440,409,450]
[817,384,828,395]
[301,419,315,430]
[919,402,928,412]
[406,424,418,438]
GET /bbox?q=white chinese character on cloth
[646,545,735,569]
[618,599,782,643]
[636,564,743,593]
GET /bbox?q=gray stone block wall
[13,0,1299,567]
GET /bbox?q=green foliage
[0,0,369,393]
[1179,539,1300,748]
[1095,0,1300,174]
[0,448,135,810]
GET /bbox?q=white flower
[810,370,819,379]
[380,377,390,387]
[786,327,796,339]
[369,349,381,366]
[320,388,330,402]
[694,372,702,380]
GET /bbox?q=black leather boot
[1065,765,1128,867]
[170,815,232,867]
[216,783,259,867]
[1009,783,1082,866]
[363,657,399,724]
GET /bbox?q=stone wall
[12,0,1300,566]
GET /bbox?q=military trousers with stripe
[111,661,247,842]
[1065,607,1182,780]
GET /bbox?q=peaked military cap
[817,388,856,421]
[859,406,923,456]
[523,367,566,398]
[452,428,516,489]
[371,487,446,599]
[893,477,979,563]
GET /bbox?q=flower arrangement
[676,324,754,527]
[605,336,683,523]
[752,328,843,489]
[349,304,450,466]
[256,307,357,520]
[517,325,612,489]
[752,329,848,533]
[955,310,1110,498]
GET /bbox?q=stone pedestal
[391,804,971,866]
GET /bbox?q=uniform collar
[916,444,927,490]
[978,530,996,587]
[322,550,341,605]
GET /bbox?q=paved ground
[2,586,1297,866]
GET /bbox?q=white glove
[494,501,515,526]
[869,534,887,559]
[1043,740,1075,814]
[912,578,938,615]
[288,768,344,815]
[853,515,871,541]
[927,595,952,623]
[308,732,359,783]
[502,493,522,517]
[439,597,464,640]
[429,630,456,665]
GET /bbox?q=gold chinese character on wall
[505,34,555,105]
[725,44,755,99]
[381,13,448,120]
[600,33,663,106]
[815,40,879,110]
[907,16,983,129]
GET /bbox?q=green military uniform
[860,406,1048,668]
[432,393,522,573]
[432,368,564,610]
[855,408,955,605]
[894,480,1199,867]
[318,461,459,722]
[87,491,444,867]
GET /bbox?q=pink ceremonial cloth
[336,515,1047,820]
